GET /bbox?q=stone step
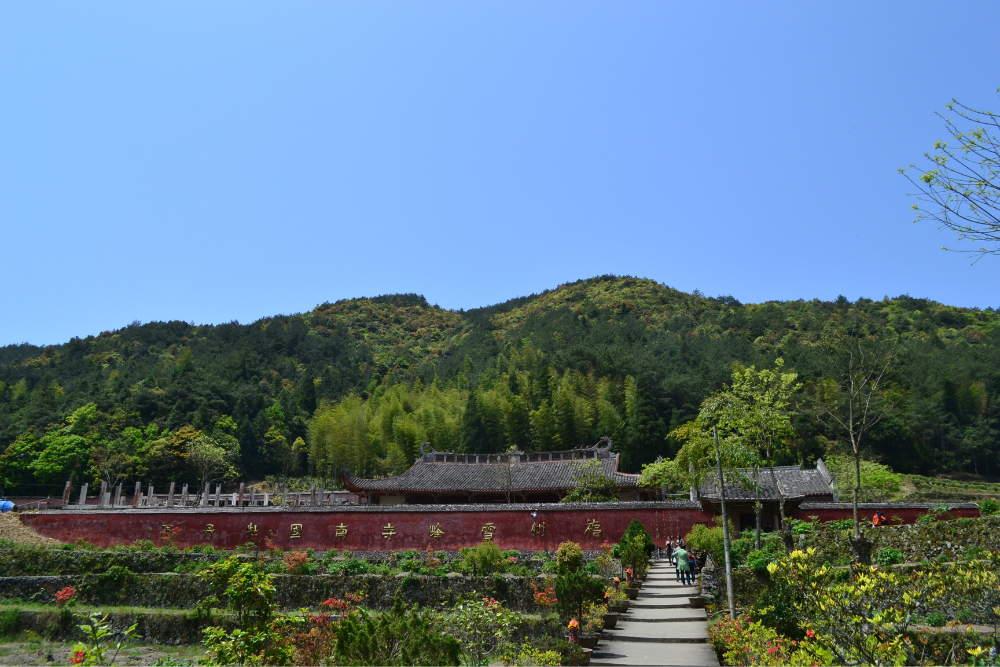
[626,598,693,609]
[639,591,699,599]
[590,641,719,666]
[601,621,709,643]
[623,607,707,622]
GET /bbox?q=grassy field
[0,631,205,666]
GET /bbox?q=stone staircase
[589,560,719,666]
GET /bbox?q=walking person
[674,544,691,585]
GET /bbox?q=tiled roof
[342,445,639,494]
[698,466,834,501]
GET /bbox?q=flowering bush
[55,586,77,607]
[594,542,616,577]
[158,525,181,546]
[531,581,557,608]
[708,616,816,666]
[276,612,338,665]
[448,597,519,667]
[499,643,562,666]
[581,601,606,635]
[70,612,138,666]
[766,548,1000,666]
[283,550,311,574]
[566,618,580,645]
[320,598,353,613]
[604,585,626,603]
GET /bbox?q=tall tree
[672,405,756,621]
[902,94,1000,260]
[723,359,801,552]
[809,320,904,563]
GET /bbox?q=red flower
[806,629,815,638]
[54,587,76,606]
[69,651,85,664]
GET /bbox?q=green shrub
[462,542,504,577]
[733,533,784,570]
[531,636,586,666]
[555,542,584,574]
[979,499,999,516]
[874,548,905,566]
[965,546,985,560]
[620,519,654,556]
[744,550,772,574]
[94,565,136,600]
[197,556,275,630]
[748,580,804,640]
[447,597,519,667]
[926,612,947,627]
[0,609,19,637]
[790,519,815,535]
[336,599,460,666]
[827,518,853,530]
[619,534,649,577]
[686,524,724,565]
[555,571,604,622]
[541,560,559,574]
[730,535,754,567]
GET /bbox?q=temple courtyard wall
[17,500,980,551]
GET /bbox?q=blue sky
[2,2,999,346]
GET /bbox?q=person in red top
[872,511,886,526]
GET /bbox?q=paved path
[590,560,719,666]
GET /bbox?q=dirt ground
[0,633,205,666]
[0,514,61,547]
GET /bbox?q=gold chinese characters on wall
[335,523,348,538]
[531,521,546,536]
[290,523,302,539]
[481,522,496,541]
[382,523,397,540]
[247,523,259,538]
[585,519,602,538]
[429,523,445,539]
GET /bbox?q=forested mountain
[2,276,999,494]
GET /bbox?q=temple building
[342,438,839,524]
[695,460,838,532]
[342,439,647,504]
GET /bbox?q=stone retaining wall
[0,573,546,611]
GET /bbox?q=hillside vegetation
[2,276,1000,494]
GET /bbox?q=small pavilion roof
[342,439,640,495]
[697,464,835,502]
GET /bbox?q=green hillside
[2,276,999,494]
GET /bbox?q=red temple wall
[19,505,712,551]
[792,505,980,524]
[18,502,980,551]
